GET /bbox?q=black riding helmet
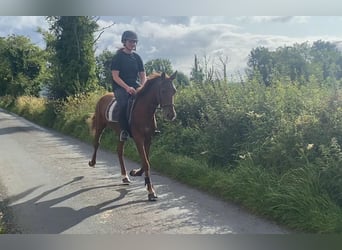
[121,30,138,43]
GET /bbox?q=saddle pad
[105,97,135,123]
[105,98,119,122]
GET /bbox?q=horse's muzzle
[162,105,176,121]
[167,111,177,121]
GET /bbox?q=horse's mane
[135,72,162,98]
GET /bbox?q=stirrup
[120,130,129,141]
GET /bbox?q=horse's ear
[170,71,177,80]
[161,72,166,80]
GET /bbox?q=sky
[1,16,342,78]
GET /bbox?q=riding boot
[119,107,130,141]
[120,130,129,141]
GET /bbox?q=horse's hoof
[148,193,158,201]
[122,177,131,185]
[88,161,96,167]
[130,169,141,176]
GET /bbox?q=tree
[144,58,173,76]
[190,54,204,84]
[96,49,115,90]
[0,35,47,97]
[273,44,310,84]
[218,55,229,84]
[247,47,274,86]
[310,40,342,81]
[45,16,99,99]
[246,41,342,86]
[174,71,190,87]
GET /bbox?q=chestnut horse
[88,72,177,201]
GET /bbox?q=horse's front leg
[117,140,131,184]
[129,136,153,177]
[132,138,157,201]
[143,137,156,201]
[129,132,152,177]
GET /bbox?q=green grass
[150,151,342,233]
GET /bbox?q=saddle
[105,97,135,124]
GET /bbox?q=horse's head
[158,71,177,121]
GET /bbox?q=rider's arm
[112,70,136,95]
[139,71,147,86]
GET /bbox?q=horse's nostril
[167,112,176,121]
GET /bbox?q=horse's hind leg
[117,140,131,184]
[88,123,106,167]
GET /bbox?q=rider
[111,30,146,141]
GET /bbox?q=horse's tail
[90,113,96,136]
[85,98,100,137]
[88,94,107,136]
[86,112,96,136]
[87,93,113,137]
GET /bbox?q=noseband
[160,103,175,108]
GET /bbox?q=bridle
[157,80,175,110]
[160,103,175,108]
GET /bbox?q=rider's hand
[126,86,136,95]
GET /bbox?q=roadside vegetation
[0,195,16,234]
[1,16,342,233]
[0,210,4,233]
[2,76,342,233]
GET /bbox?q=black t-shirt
[111,49,145,90]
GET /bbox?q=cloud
[94,16,342,76]
[95,18,246,74]
[0,16,47,31]
[236,16,310,24]
[1,16,342,77]
[0,16,47,47]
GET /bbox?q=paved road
[0,108,289,234]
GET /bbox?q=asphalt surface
[0,108,290,234]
